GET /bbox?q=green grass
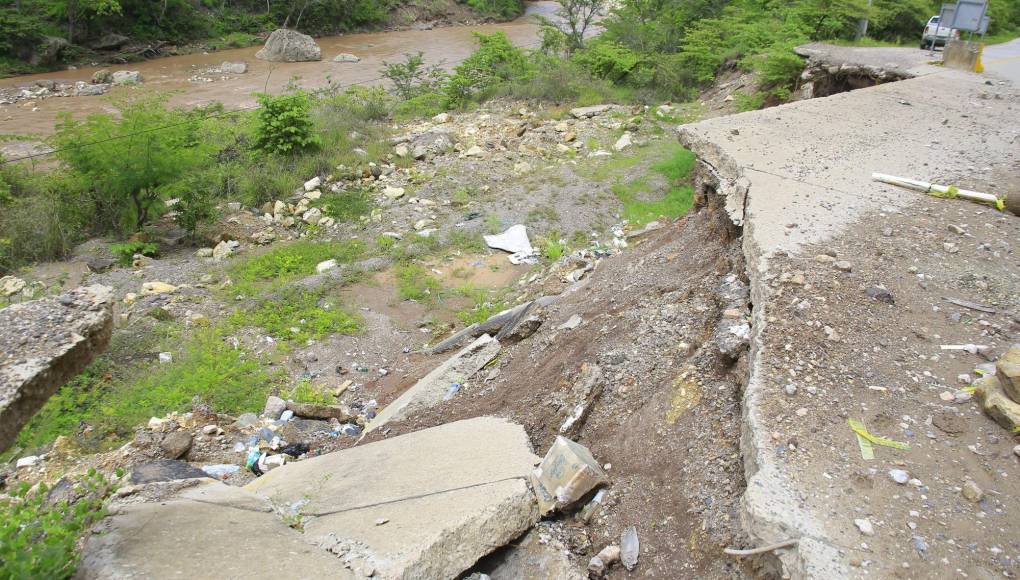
[230,240,364,296]
[446,229,486,253]
[15,327,280,447]
[206,32,260,50]
[450,284,509,326]
[230,288,361,344]
[283,378,333,405]
[322,186,374,222]
[395,263,441,302]
[538,230,567,261]
[610,146,696,227]
[734,91,765,112]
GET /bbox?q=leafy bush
[572,41,644,83]
[322,186,374,222]
[52,93,211,233]
[465,0,525,20]
[444,32,532,107]
[283,378,333,405]
[230,240,364,295]
[109,241,158,265]
[253,90,320,155]
[734,91,765,112]
[0,469,113,579]
[744,42,805,94]
[381,52,448,100]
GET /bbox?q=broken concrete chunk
[559,363,605,437]
[995,344,1020,403]
[248,417,540,578]
[0,285,113,452]
[130,460,208,484]
[620,527,640,571]
[530,436,608,515]
[367,334,500,432]
[286,401,352,422]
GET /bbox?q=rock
[302,207,322,225]
[570,104,612,119]
[27,36,69,66]
[1014,444,1020,458]
[251,229,276,245]
[0,275,26,297]
[263,396,287,420]
[220,61,247,74]
[961,479,983,502]
[211,240,235,261]
[286,401,353,422]
[315,259,337,273]
[130,460,208,484]
[92,33,130,51]
[974,375,1020,432]
[384,186,406,199]
[413,218,433,231]
[160,432,193,459]
[556,143,571,154]
[303,189,321,200]
[91,69,113,84]
[563,131,577,142]
[255,29,322,62]
[195,248,213,258]
[0,285,113,452]
[531,436,608,515]
[612,133,633,152]
[588,545,620,576]
[394,144,410,157]
[304,176,321,191]
[558,314,583,331]
[367,335,501,432]
[85,257,116,273]
[465,145,485,157]
[889,469,909,484]
[141,281,176,295]
[620,527,639,571]
[16,455,39,468]
[158,351,173,363]
[834,260,852,272]
[865,286,894,304]
[201,424,219,435]
[995,345,1020,403]
[332,53,360,63]
[111,70,142,85]
[75,82,109,96]
[854,518,874,536]
[513,161,532,174]
[479,526,585,580]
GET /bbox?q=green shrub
[444,32,532,107]
[734,91,765,112]
[322,186,374,222]
[109,241,158,266]
[572,41,644,83]
[283,378,333,405]
[744,42,805,93]
[205,31,259,50]
[253,90,320,155]
[0,171,85,273]
[0,469,113,579]
[395,263,441,302]
[465,0,524,20]
[381,52,448,100]
[230,240,364,295]
[231,288,361,344]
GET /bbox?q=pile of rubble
[973,345,1020,433]
[0,69,141,105]
[188,61,248,83]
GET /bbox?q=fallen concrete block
[531,436,608,515]
[286,400,353,421]
[0,285,113,452]
[975,375,1020,432]
[247,417,541,578]
[367,334,500,432]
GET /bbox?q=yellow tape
[856,433,875,460]
[849,419,910,451]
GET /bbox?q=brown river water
[0,1,556,152]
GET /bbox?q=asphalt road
[983,36,1020,83]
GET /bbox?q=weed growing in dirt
[395,263,441,302]
[230,288,361,344]
[582,148,645,182]
[230,240,364,295]
[0,469,114,579]
[611,146,696,226]
[538,230,567,261]
[322,186,374,222]
[109,241,158,266]
[283,378,334,405]
[528,205,560,223]
[734,91,765,112]
[447,229,487,253]
[484,213,504,234]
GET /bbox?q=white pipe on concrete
[872,173,1004,210]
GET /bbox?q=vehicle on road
[922,15,960,49]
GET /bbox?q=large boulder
[25,36,69,67]
[92,33,130,51]
[255,29,322,62]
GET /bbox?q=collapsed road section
[680,47,1020,578]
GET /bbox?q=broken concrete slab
[0,285,113,452]
[367,334,500,432]
[246,417,541,579]
[78,480,349,579]
[428,296,558,354]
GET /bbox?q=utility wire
[0,38,545,166]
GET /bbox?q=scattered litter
[872,173,1005,210]
[577,489,607,523]
[530,436,608,515]
[375,518,389,526]
[484,224,537,263]
[849,418,910,458]
[201,464,240,478]
[245,448,287,476]
[940,343,993,357]
[943,297,997,313]
[158,352,173,364]
[279,442,310,457]
[16,456,39,468]
[620,526,640,571]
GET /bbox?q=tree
[51,0,121,43]
[381,52,448,100]
[540,0,606,51]
[52,93,210,233]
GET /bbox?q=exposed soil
[758,198,1020,578]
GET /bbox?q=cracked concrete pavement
[680,41,1020,578]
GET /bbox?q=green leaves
[253,90,320,155]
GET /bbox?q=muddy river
[0,1,556,149]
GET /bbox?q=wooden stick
[724,539,800,557]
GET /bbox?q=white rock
[556,143,571,154]
[384,186,406,199]
[0,275,27,297]
[158,352,173,364]
[413,219,433,231]
[513,161,532,174]
[303,177,321,192]
[212,240,234,261]
[302,208,322,225]
[316,259,337,273]
[141,281,177,296]
[889,469,909,485]
[332,53,361,63]
[464,145,485,157]
[16,456,40,468]
[147,417,165,430]
[111,70,142,85]
[432,112,450,124]
[613,133,633,152]
[854,518,875,536]
[394,144,409,158]
[220,61,247,74]
[303,189,321,201]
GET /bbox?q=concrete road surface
[983,37,1020,84]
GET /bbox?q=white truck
[922,15,960,49]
